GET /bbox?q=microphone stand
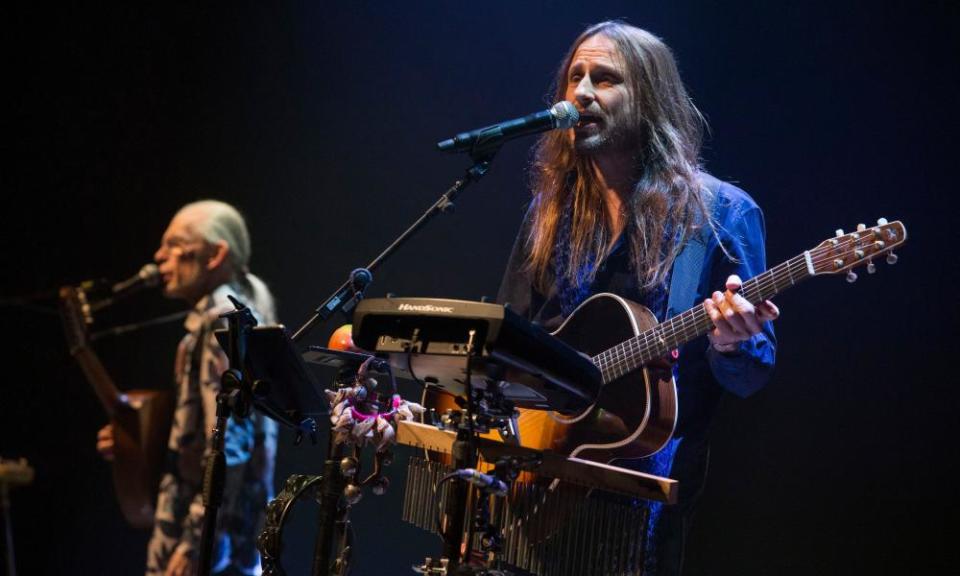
[89,310,190,341]
[285,144,503,576]
[445,332,479,574]
[417,333,528,576]
[197,296,258,576]
[289,144,501,345]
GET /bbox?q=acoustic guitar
[59,285,174,529]
[426,219,907,465]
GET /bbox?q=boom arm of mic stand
[289,146,500,344]
[286,148,500,576]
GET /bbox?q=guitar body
[405,219,908,557]
[490,218,908,465]
[109,388,174,529]
[60,286,175,530]
[524,293,677,464]
[419,294,678,547]
[404,218,908,564]
[425,293,677,467]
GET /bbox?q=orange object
[328,323,356,351]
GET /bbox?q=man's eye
[569,74,582,83]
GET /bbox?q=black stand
[259,448,353,576]
[0,458,34,576]
[1,482,13,576]
[311,444,346,576]
[444,429,478,571]
[445,330,481,572]
[290,147,500,345]
[263,145,503,576]
[308,362,399,576]
[416,328,524,576]
[198,297,259,576]
[256,351,396,576]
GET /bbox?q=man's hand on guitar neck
[96,424,115,461]
[704,274,780,354]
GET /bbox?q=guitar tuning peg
[867,260,876,274]
[886,252,898,265]
[856,223,866,231]
[846,270,858,283]
[835,228,845,237]
[877,217,888,225]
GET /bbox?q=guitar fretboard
[592,252,813,384]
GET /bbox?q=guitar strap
[666,174,721,320]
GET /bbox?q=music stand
[302,345,384,372]
[219,331,395,576]
[197,312,328,576]
[214,325,327,437]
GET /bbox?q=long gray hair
[180,199,277,323]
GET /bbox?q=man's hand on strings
[704,274,779,353]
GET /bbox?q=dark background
[2,1,958,574]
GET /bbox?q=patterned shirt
[147,283,278,576]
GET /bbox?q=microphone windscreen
[551,101,579,129]
[140,263,161,286]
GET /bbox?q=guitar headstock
[59,285,94,354]
[811,218,907,281]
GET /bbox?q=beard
[572,113,634,156]
[573,130,614,155]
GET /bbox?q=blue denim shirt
[497,176,775,436]
[496,174,777,574]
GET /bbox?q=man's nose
[574,76,595,106]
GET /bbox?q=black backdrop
[2,1,958,574]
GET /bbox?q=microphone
[454,468,508,496]
[436,101,579,153]
[111,263,161,295]
[90,264,160,311]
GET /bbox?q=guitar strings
[594,229,897,379]
[610,243,846,369]
[595,252,808,379]
[598,231,892,377]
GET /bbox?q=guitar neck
[72,347,123,417]
[594,252,813,381]
[59,285,124,416]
